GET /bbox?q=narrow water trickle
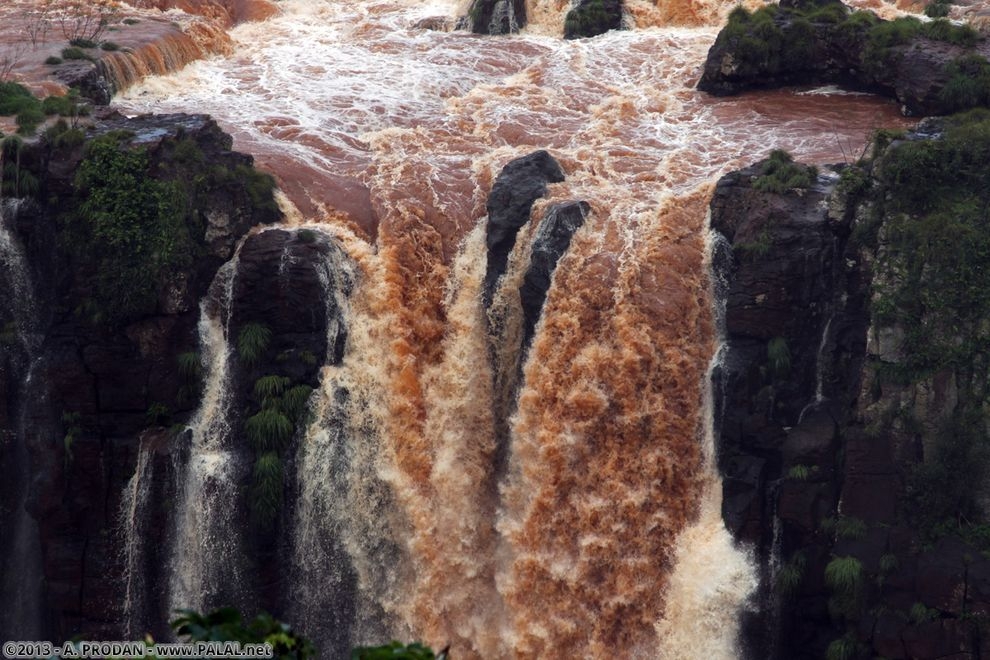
[169,250,251,617]
[0,200,45,642]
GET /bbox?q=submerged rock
[564,0,624,39]
[463,0,527,35]
[483,150,565,307]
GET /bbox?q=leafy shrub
[244,409,293,451]
[171,607,315,659]
[122,18,140,25]
[254,374,291,403]
[45,56,63,65]
[351,642,443,660]
[939,54,990,113]
[69,37,97,48]
[238,322,272,366]
[72,134,190,324]
[776,551,806,595]
[61,47,92,61]
[281,384,314,423]
[924,0,951,17]
[15,106,45,136]
[100,41,120,51]
[825,556,863,597]
[251,451,283,527]
[835,516,867,540]
[767,336,791,378]
[41,94,75,116]
[826,634,860,660]
[0,82,39,116]
[178,351,202,380]
[296,228,317,244]
[909,601,939,623]
[787,464,815,480]
[146,402,170,426]
[753,149,817,193]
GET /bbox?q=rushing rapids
[108,0,916,656]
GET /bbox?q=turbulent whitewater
[113,0,909,657]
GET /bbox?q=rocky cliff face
[713,116,990,659]
[0,113,292,640]
[698,1,990,116]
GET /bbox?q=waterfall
[119,436,157,638]
[0,200,45,641]
[652,226,757,658]
[168,250,251,616]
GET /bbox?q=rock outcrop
[698,3,990,116]
[462,0,527,35]
[713,116,990,658]
[0,113,282,640]
[564,0,624,39]
[483,150,565,308]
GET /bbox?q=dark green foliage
[123,18,140,25]
[15,106,45,136]
[178,351,203,380]
[925,0,951,17]
[753,149,817,193]
[906,410,990,543]
[41,94,75,116]
[296,228,317,244]
[244,408,293,451]
[835,516,867,540]
[826,634,861,660]
[776,551,806,595]
[939,54,990,113]
[72,134,190,324]
[0,82,39,116]
[281,385,313,424]
[61,47,92,61]
[146,402,170,426]
[767,336,791,378]
[171,608,315,659]
[909,601,939,623]
[825,556,864,618]
[351,642,440,660]
[921,18,978,47]
[251,451,284,527]
[100,41,120,51]
[45,56,63,66]
[870,112,990,385]
[254,374,291,404]
[69,38,98,48]
[238,322,272,366]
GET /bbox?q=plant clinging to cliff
[238,323,272,367]
[753,149,817,193]
[244,408,293,451]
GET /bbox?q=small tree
[49,0,121,43]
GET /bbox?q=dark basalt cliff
[698,0,990,116]
[713,115,990,659]
[0,113,347,640]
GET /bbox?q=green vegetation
[825,556,864,618]
[251,451,284,527]
[61,46,92,61]
[909,601,939,623]
[826,633,861,660]
[238,322,273,367]
[45,56,63,66]
[172,608,315,659]
[70,133,190,324]
[146,402,170,426]
[787,464,816,480]
[2,136,39,197]
[123,18,140,25]
[296,228,317,244]
[69,37,98,48]
[351,642,445,660]
[835,516,867,541]
[925,0,951,17]
[254,374,291,403]
[245,408,294,452]
[61,411,81,469]
[939,54,990,113]
[282,384,314,423]
[776,551,806,596]
[752,149,817,193]
[879,553,899,575]
[767,336,791,379]
[100,41,120,51]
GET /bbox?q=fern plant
[244,409,293,451]
[238,322,272,367]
